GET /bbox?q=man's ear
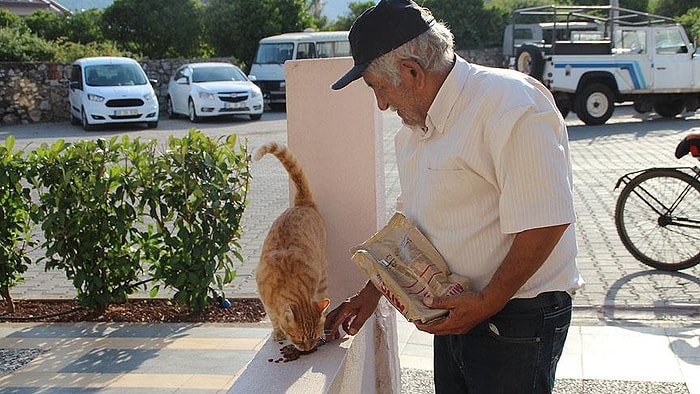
[401,59,424,87]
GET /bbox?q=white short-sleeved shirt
[395,56,584,298]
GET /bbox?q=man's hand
[414,291,501,335]
[324,282,382,341]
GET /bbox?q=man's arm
[415,223,569,335]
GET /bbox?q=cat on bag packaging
[350,212,471,324]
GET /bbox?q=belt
[502,291,571,312]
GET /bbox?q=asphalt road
[2,106,699,322]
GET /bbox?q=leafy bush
[0,136,33,313]
[26,137,152,312]
[0,27,56,62]
[143,130,250,312]
[20,130,250,313]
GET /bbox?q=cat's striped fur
[254,142,330,351]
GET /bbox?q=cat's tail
[254,142,315,207]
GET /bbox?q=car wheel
[574,83,615,125]
[250,114,262,121]
[81,108,95,131]
[188,99,200,122]
[167,96,177,119]
[514,44,544,80]
[654,100,684,118]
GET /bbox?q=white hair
[366,9,454,87]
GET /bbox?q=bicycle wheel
[615,168,700,270]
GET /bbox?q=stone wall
[0,49,504,127]
[0,57,236,126]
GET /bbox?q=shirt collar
[420,56,470,140]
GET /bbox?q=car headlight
[251,87,262,98]
[198,91,216,101]
[87,93,105,102]
[143,92,157,101]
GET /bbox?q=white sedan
[166,62,264,122]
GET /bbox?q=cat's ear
[318,298,331,314]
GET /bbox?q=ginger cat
[254,142,331,351]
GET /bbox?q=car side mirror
[248,75,257,82]
[69,80,81,90]
[149,78,158,86]
[176,77,189,84]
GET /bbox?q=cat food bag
[350,212,471,324]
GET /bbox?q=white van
[248,31,350,110]
[67,56,159,131]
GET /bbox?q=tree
[102,0,205,59]
[204,0,313,69]
[0,9,27,32]
[678,7,700,44]
[0,27,56,61]
[424,0,507,49]
[65,9,105,44]
[24,10,66,41]
[650,0,700,17]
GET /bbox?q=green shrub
[0,27,56,62]
[143,130,250,312]
[0,136,33,313]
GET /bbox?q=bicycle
[614,134,700,271]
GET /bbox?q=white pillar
[285,57,400,393]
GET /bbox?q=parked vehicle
[166,62,263,122]
[67,56,159,131]
[508,5,700,125]
[248,30,350,110]
[503,21,603,60]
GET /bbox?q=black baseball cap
[331,0,435,90]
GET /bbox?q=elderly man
[324,1,584,393]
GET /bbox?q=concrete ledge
[228,333,356,393]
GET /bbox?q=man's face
[362,67,425,129]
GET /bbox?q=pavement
[1,107,699,393]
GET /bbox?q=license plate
[225,102,246,109]
[115,109,139,116]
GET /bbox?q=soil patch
[0,298,266,324]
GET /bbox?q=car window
[254,43,295,64]
[191,66,247,83]
[85,64,148,87]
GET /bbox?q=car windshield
[85,64,147,87]
[191,66,247,83]
[253,43,294,64]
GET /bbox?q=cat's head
[281,298,331,351]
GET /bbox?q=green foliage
[65,9,105,44]
[650,0,700,17]
[204,0,313,68]
[26,137,151,311]
[0,9,26,32]
[0,27,56,62]
[53,39,129,63]
[143,130,250,312]
[678,8,700,44]
[102,0,206,59]
[424,0,508,49]
[20,131,250,313]
[24,10,66,41]
[0,137,33,302]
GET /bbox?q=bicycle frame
[615,166,700,230]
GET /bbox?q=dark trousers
[433,291,572,394]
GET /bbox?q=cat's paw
[272,329,286,342]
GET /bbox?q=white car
[166,62,264,122]
[67,57,159,131]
